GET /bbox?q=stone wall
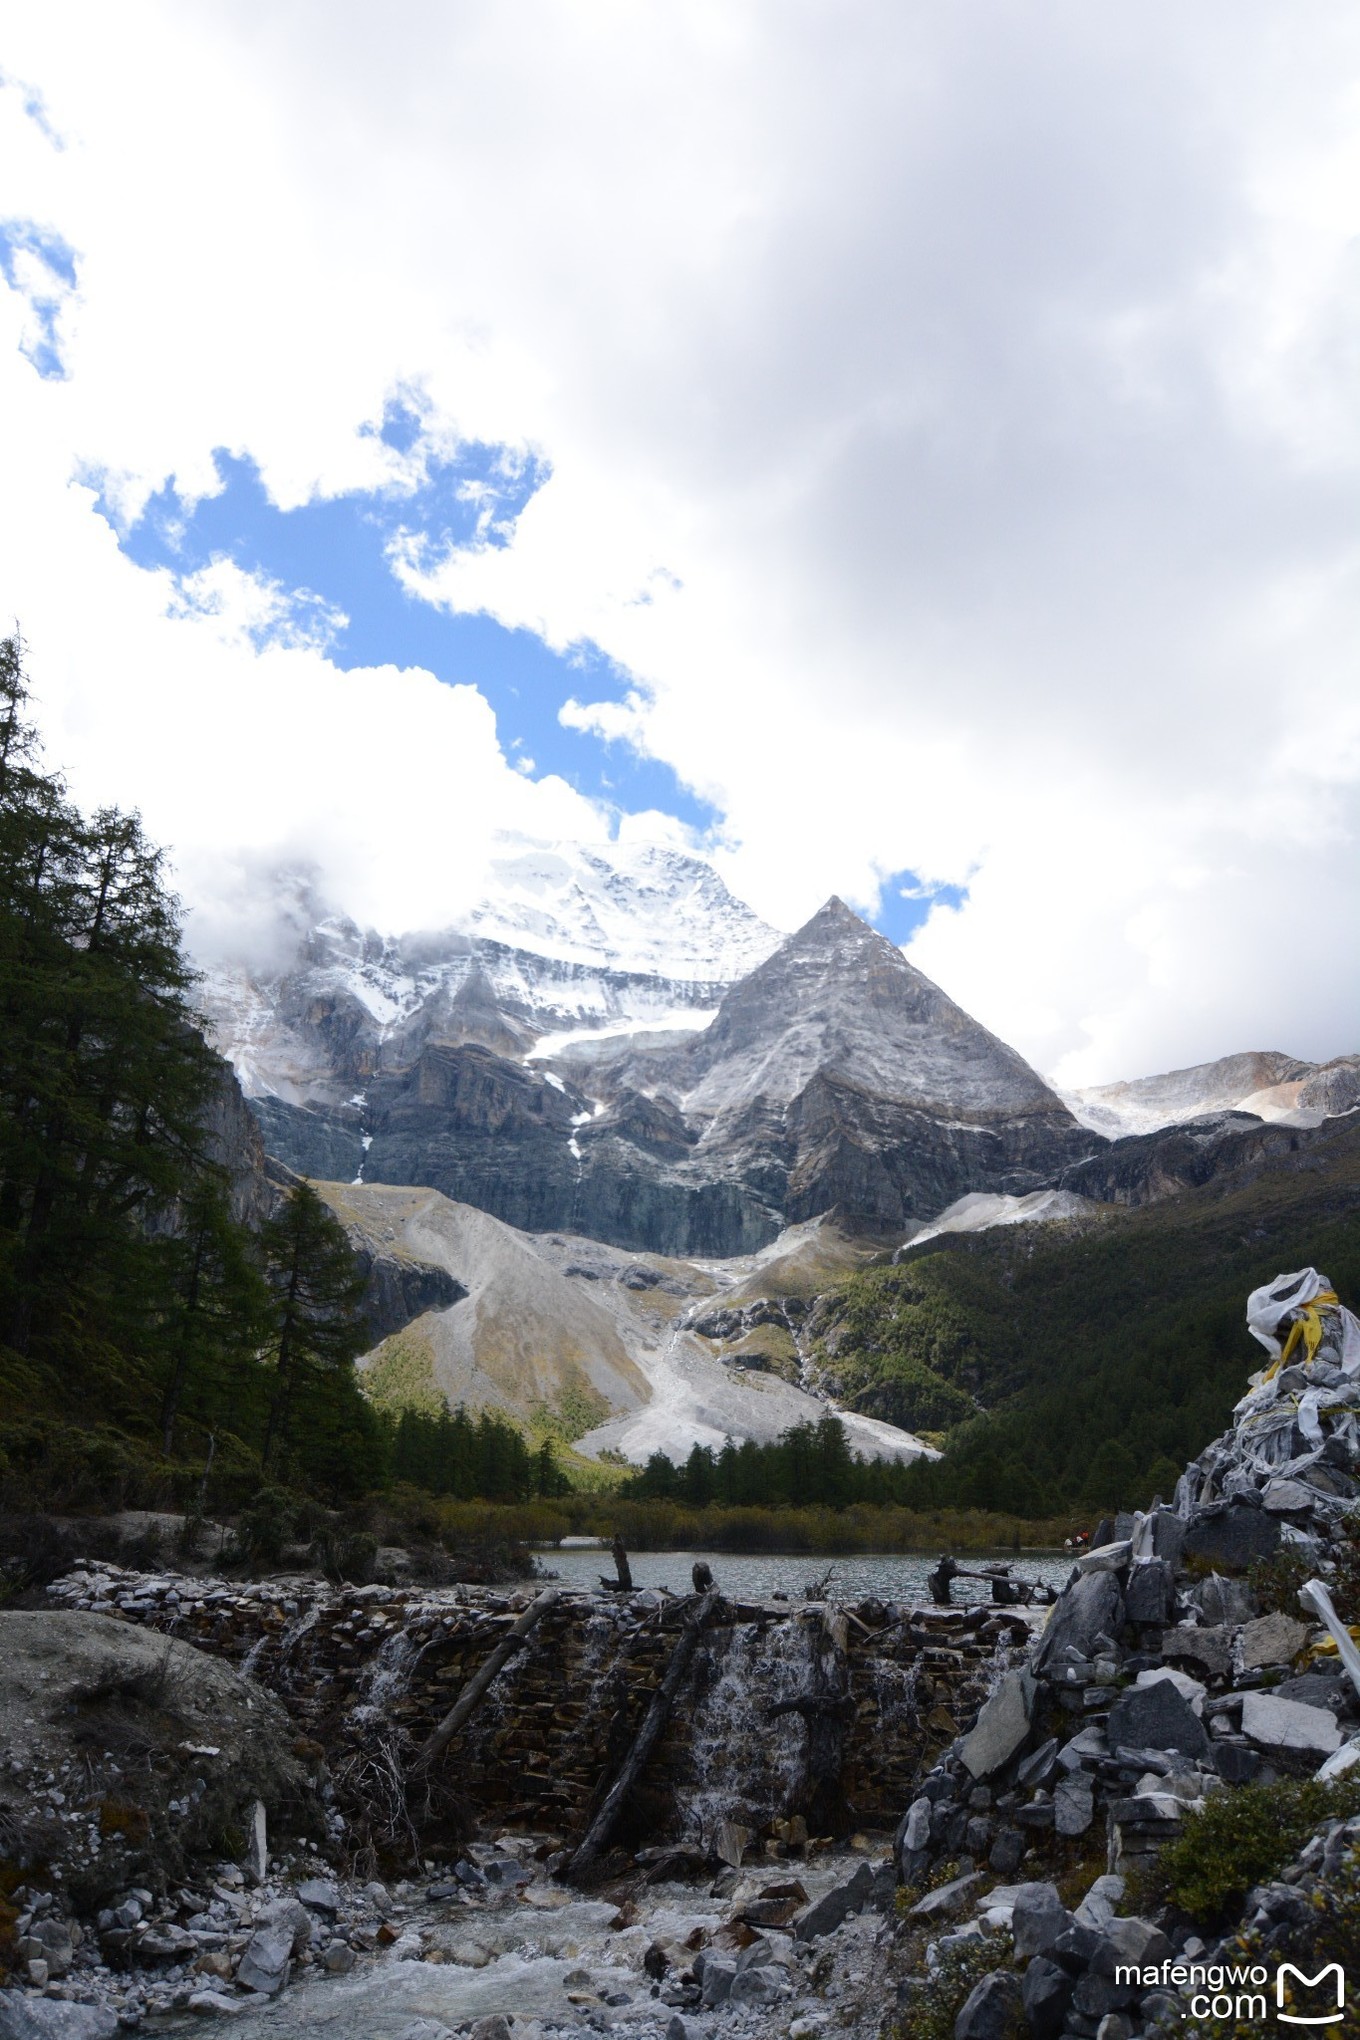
[45,1565,1020,1844]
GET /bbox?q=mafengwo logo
[1118,1959,1349,2025]
[1277,1963,1347,2026]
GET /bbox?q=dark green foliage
[158,1178,271,1455]
[1247,1542,1316,1618]
[1141,1774,1360,1924]
[814,1258,1018,1430]
[388,1402,543,1501]
[623,1413,928,1509]
[812,1132,1360,1512]
[258,1180,367,1476]
[0,640,380,1512]
[0,636,223,1382]
[0,637,282,1494]
[892,1933,1018,2040]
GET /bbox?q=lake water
[538,1544,1075,1604]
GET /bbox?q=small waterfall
[451,1611,545,1774]
[352,1626,418,1725]
[859,1650,922,1739]
[558,1605,630,1768]
[677,1618,809,1845]
[240,1595,322,1683]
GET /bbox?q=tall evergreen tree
[0,638,221,1380]
[157,1177,271,1455]
[258,1181,366,1475]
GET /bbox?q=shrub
[1142,1775,1360,1925]
[893,1934,1017,2040]
[1247,1543,1314,1616]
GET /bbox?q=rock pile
[886,1268,1360,2036]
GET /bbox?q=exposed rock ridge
[254,900,1098,1257]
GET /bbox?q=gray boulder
[1276,1672,1357,1718]
[898,1794,932,1855]
[730,1965,785,2005]
[1035,1571,1125,1673]
[1010,1883,1070,1960]
[1054,1773,1095,1836]
[297,1878,341,1914]
[1186,1573,1257,1624]
[1148,1509,1186,1565]
[1124,1560,1174,1627]
[1015,1737,1060,1789]
[1022,1955,1075,2040]
[1183,1502,1280,1570]
[959,1670,1033,1781]
[0,2008,120,2040]
[1241,1691,1342,1754]
[793,1859,873,1939]
[906,1871,984,1921]
[1106,1679,1209,1759]
[700,1957,738,2006]
[1095,1916,1172,1973]
[1161,1623,1234,1677]
[237,1920,295,1994]
[954,1968,1024,2040]
[1239,1613,1310,1669]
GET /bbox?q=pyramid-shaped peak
[683,886,1072,1126]
[789,894,907,953]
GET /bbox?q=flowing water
[678,1617,809,1844]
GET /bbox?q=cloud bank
[0,2,1357,1084]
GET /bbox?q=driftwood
[412,1586,560,1774]
[567,1590,717,1880]
[596,1533,633,1593]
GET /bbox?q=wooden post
[567,1590,716,1880]
[412,1587,560,1775]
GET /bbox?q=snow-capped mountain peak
[463,838,779,979]
[194,836,781,1106]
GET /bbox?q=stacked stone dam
[43,1568,1023,1845]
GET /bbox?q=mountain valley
[195,838,1360,1477]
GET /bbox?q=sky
[1,3,1358,1086]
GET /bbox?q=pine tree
[258,1181,366,1476]
[0,638,221,1379]
[157,1177,271,1455]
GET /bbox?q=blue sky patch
[874,873,970,947]
[0,219,77,378]
[86,399,961,948]
[97,424,717,829]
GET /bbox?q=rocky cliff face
[196,840,780,1107]
[552,899,1098,1247]
[251,901,1098,1256]
[1066,1047,1360,1136]
[1059,1107,1354,1209]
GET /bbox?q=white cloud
[0,2,1358,1083]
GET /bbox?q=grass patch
[360,1327,445,1416]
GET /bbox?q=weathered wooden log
[599,1533,634,1592]
[566,1590,716,1881]
[412,1586,559,1774]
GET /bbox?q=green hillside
[808,1113,1360,1515]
